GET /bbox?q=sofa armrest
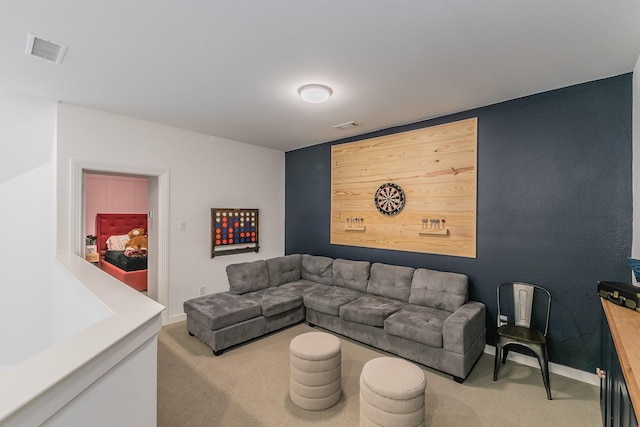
[443,301,486,354]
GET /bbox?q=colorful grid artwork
[211,208,259,257]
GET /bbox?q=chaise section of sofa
[183,254,486,381]
[184,258,305,355]
[184,291,265,356]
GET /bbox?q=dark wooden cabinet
[600,302,639,427]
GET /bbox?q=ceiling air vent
[333,121,359,130]
[25,33,67,65]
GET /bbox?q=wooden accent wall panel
[331,117,477,258]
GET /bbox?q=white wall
[633,55,640,259]
[0,89,56,366]
[56,103,286,321]
[43,335,158,427]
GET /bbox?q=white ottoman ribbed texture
[360,357,427,427]
[290,331,342,410]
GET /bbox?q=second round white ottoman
[360,357,427,427]
[290,331,342,410]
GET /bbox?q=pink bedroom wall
[85,173,148,237]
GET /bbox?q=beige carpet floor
[158,321,600,427]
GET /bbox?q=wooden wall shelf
[344,226,366,232]
[419,229,449,236]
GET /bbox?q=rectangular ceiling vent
[333,121,359,130]
[25,33,67,65]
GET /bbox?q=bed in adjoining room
[95,213,148,291]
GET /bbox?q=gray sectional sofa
[183,254,486,382]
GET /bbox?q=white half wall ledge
[0,254,164,426]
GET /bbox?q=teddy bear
[124,228,148,257]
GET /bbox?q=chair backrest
[497,282,551,336]
[513,283,534,328]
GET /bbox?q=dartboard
[374,183,405,216]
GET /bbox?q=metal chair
[493,282,552,400]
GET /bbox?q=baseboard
[165,313,186,326]
[484,345,599,386]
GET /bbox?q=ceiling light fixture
[298,84,332,103]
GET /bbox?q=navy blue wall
[285,74,632,373]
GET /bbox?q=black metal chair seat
[496,324,546,345]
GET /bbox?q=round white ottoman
[360,357,427,427]
[290,331,342,410]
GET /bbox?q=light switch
[178,221,186,231]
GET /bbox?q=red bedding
[95,213,148,291]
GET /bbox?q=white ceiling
[2,1,640,152]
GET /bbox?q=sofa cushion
[242,287,303,317]
[301,254,334,285]
[226,260,270,295]
[277,280,331,297]
[267,254,302,286]
[409,268,468,312]
[384,304,451,348]
[339,295,406,327]
[367,263,415,302]
[333,258,370,292]
[303,286,365,316]
[183,292,261,331]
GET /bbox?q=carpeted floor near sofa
[158,321,600,427]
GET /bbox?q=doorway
[84,171,150,292]
[71,159,170,324]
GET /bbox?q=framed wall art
[211,208,259,258]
